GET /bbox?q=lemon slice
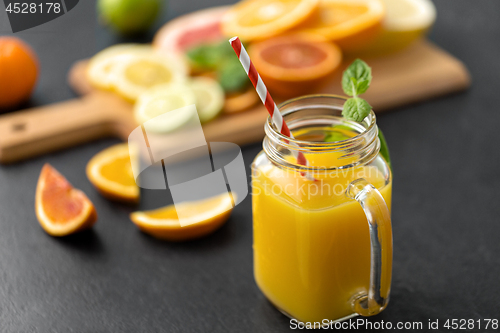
[190,77,224,123]
[134,83,196,133]
[358,0,436,55]
[113,52,188,102]
[87,44,152,90]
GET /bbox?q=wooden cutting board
[0,37,470,163]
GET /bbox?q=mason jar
[251,95,393,323]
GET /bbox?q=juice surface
[252,132,392,323]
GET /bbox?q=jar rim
[263,94,380,171]
[266,94,377,149]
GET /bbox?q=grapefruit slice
[130,193,234,241]
[292,0,385,52]
[249,33,342,97]
[86,143,140,204]
[221,0,319,41]
[35,164,97,236]
[153,6,228,56]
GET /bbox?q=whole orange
[0,37,39,109]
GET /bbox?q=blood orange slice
[249,33,342,97]
[35,164,97,236]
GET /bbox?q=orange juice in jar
[251,95,393,323]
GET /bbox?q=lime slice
[189,77,224,123]
[87,44,152,90]
[134,83,196,133]
[113,52,188,102]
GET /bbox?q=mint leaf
[187,41,251,93]
[186,44,220,70]
[217,58,251,93]
[356,79,370,95]
[324,132,349,142]
[342,97,372,122]
[333,124,352,131]
[342,59,372,96]
[378,129,392,170]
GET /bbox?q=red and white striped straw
[229,37,313,180]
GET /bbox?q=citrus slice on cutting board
[35,164,97,236]
[130,192,235,241]
[86,143,139,204]
[153,6,228,56]
[113,52,188,102]
[133,82,197,133]
[223,86,259,114]
[190,76,225,123]
[221,0,319,41]
[292,0,385,52]
[356,0,436,55]
[87,44,152,91]
[249,33,342,97]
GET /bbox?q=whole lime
[98,0,162,35]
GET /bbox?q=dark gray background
[1,0,499,332]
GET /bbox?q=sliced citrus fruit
[153,6,228,56]
[130,193,234,241]
[134,83,196,133]
[223,86,259,114]
[113,52,188,102]
[189,77,225,123]
[249,33,342,97]
[86,143,139,204]
[221,0,319,41]
[292,0,385,52]
[87,44,152,91]
[35,164,97,237]
[356,0,436,55]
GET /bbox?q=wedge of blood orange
[249,33,342,97]
[292,0,385,53]
[35,164,97,236]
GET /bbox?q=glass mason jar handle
[346,178,393,316]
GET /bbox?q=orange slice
[249,33,342,97]
[130,193,234,241]
[35,164,97,236]
[292,0,385,52]
[223,86,259,114]
[86,144,139,204]
[221,0,319,41]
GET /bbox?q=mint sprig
[186,41,251,93]
[341,59,372,121]
[340,59,392,169]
